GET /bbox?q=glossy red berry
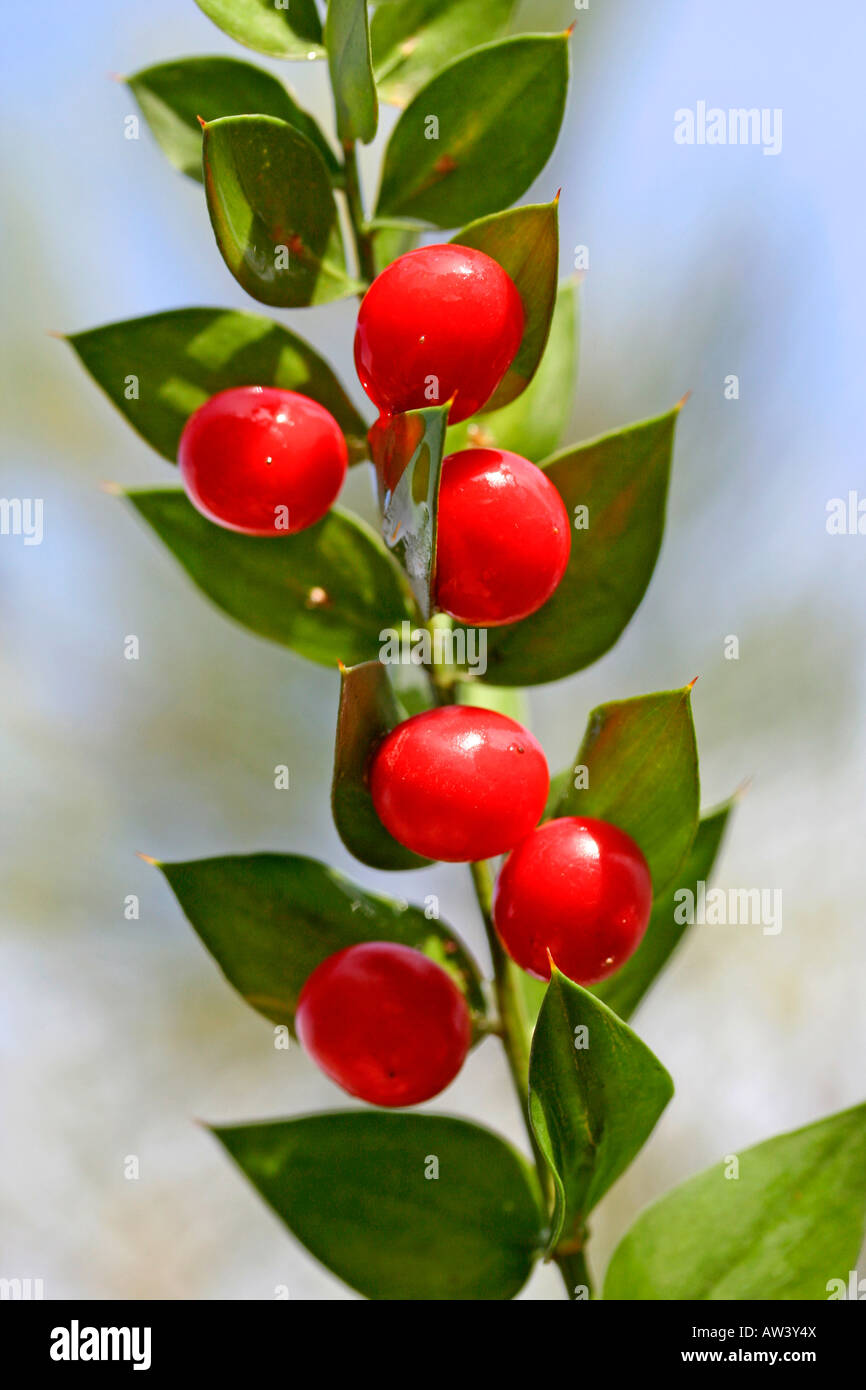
[435,448,572,626]
[354,244,524,424]
[369,705,549,862]
[493,817,652,984]
[295,942,471,1107]
[178,386,348,536]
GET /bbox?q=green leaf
[521,973,549,1029]
[202,115,361,307]
[160,852,486,1029]
[551,687,700,898]
[376,34,569,228]
[332,660,432,871]
[477,405,681,686]
[325,0,378,144]
[372,0,515,107]
[125,489,414,667]
[371,220,422,274]
[446,278,579,460]
[194,0,324,59]
[594,801,734,1021]
[67,307,368,463]
[603,1103,866,1300]
[369,404,449,618]
[450,200,558,412]
[127,56,339,182]
[212,1111,544,1298]
[454,680,529,724]
[529,968,673,1252]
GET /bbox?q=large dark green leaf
[595,801,734,1021]
[446,279,579,460]
[194,0,324,59]
[159,852,486,1028]
[68,307,368,463]
[551,687,700,897]
[332,660,432,871]
[477,405,681,686]
[450,200,558,412]
[127,56,339,182]
[125,489,414,667]
[372,0,514,107]
[369,403,449,618]
[202,115,360,306]
[603,1103,866,1300]
[213,1111,544,1298]
[529,969,673,1252]
[376,34,569,228]
[325,0,378,144]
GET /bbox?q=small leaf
[551,687,700,897]
[450,200,558,412]
[160,852,486,1028]
[477,405,681,686]
[446,279,579,460]
[376,34,569,228]
[454,680,529,725]
[372,0,514,107]
[127,56,339,182]
[125,489,414,667]
[594,801,734,1021]
[68,307,368,463]
[521,973,549,1029]
[202,115,361,307]
[212,1111,544,1299]
[194,0,324,59]
[529,968,673,1251]
[371,220,422,274]
[325,0,378,144]
[332,660,432,871]
[603,1103,866,1300]
[369,404,449,618]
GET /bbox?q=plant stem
[468,859,549,1187]
[425,613,460,704]
[430,642,582,1296]
[553,1246,594,1301]
[342,142,376,287]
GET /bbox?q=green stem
[342,142,376,287]
[553,1245,594,1301]
[425,613,460,704]
[468,859,549,1187]
[427,635,579,1296]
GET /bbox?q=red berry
[435,448,571,626]
[295,942,471,1107]
[493,817,652,984]
[354,244,524,424]
[178,386,348,536]
[369,705,549,862]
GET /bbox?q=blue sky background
[2,0,864,1298]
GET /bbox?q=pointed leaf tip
[676,390,692,411]
[136,852,160,866]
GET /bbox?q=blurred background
[2,0,864,1299]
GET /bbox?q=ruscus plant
[67,0,866,1301]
